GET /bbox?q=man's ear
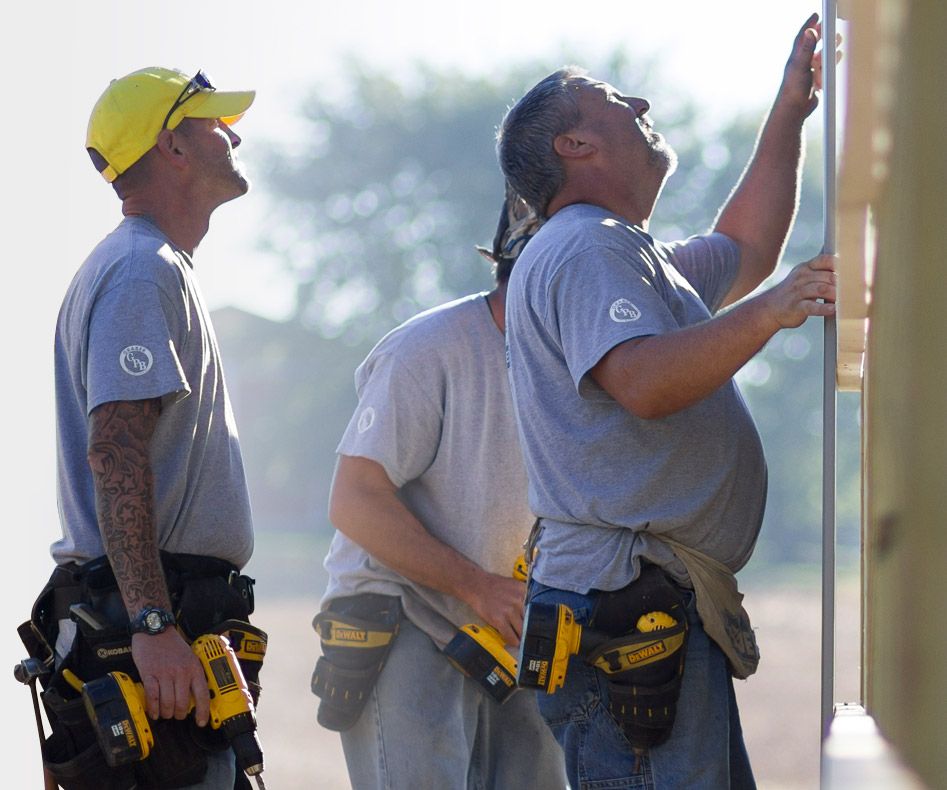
[154,128,188,170]
[553,131,596,160]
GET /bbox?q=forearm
[88,398,210,721]
[713,101,806,301]
[329,456,490,606]
[330,455,526,643]
[87,398,171,616]
[714,16,822,304]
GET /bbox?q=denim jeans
[177,748,236,789]
[341,618,567,789]
[529,582,756,790]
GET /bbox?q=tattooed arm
[87,399,211,726]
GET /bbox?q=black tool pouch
[40,685,136,790]
[311,593,402,732]
[585,564,690,753]
[12,565,129,789]
[16,555,265,790]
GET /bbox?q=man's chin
[230,170,252,198]
[214,178,251,210]
[652,144,678,178]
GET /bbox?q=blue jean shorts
[528,581,756,790]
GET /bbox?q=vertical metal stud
[821,0,839,750]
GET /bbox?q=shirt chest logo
[119,345,154,376]
[609,298,641,323]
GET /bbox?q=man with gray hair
[498,14,836,788]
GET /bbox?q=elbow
[327,475,373,540]
[615,390,672,421]
[634,405,669,421]
[327,488,350,533]
[86,438,109,477]
[629,402,673,421]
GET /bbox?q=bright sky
[2,1,835,784]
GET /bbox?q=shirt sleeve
[545,243,680,397]
[663,232,740,313]
[85,280,189,414]
[336,347,444,488]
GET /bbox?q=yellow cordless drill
[443,554,528,703]
[517,604,682,693]
[72,633,267,789]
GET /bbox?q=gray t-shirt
[505,203,766,593]
[322,293,532,649]
[52,217,254,568]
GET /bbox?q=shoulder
[83,219,188,293]
[513,208,664,306]
[524,205,659,275]
[357,293,491,377]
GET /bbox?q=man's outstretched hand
[779,13,843,119]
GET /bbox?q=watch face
[144,611,164,632]
[133,607,174,635]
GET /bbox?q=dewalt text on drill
[70,633,268,789]
[516,563,689,752]
[442,554,528,703]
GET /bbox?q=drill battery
[441,553,528,703]
[443,623,518,703]
[516,599,592,694]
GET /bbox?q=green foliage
[242,56,860,568]
[258,65,517,342]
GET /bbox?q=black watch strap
[129,607,176,636]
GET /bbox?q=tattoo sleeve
[87,398,169,617]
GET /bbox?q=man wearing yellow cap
[36,67,260,788]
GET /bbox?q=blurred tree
[258,65,513,343]
[239,56,859,569]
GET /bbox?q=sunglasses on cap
[161,70,216,130]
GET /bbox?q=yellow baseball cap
[86,66,256,182]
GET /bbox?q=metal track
[821,0,839,747]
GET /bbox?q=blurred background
[2,2,858,787]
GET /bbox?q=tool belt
[311,593,402,732]
[15,552,266,790]
[583,564,689,754]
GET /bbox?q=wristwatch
[130,607,176,636]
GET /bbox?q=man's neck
[123,199,209,256]
[485,281,508,333]
[548,165,666,228]
[548,198,650,230]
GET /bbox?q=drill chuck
[444,624,518,703]
[224,716,265,776]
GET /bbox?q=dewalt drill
[442,554,528,703]
[67,633,267,789]
[517,600,684,693]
